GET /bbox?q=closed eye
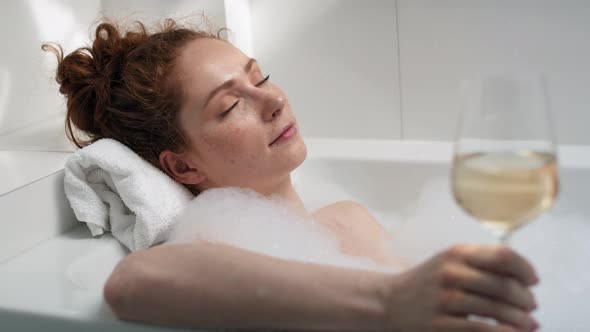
[256,74,270,87]
[220,74,269,118]
[220,100,239,117]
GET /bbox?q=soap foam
[168,187,399,273]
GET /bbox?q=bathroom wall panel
[0,0,102,150]
[250,0,402,140]
[397,0,590,144]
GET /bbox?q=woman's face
[172,38,307,193]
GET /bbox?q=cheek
[201,124,263,166]
[201,127,240,156]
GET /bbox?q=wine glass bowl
[451,75,559,243]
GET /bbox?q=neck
[257,175,311,220]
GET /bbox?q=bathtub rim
[304,138,590,169]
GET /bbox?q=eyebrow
[202,58,258,109]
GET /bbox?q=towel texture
[64,138,194,251]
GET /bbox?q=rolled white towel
[63,138,194,251]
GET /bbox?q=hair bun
[43,22,137,136]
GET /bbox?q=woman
[45,19,539,331]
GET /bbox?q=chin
[269,135,307,179]
[290,136,308,170]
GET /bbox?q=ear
[158,150,206,186]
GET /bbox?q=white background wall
[249,0,590,145]
[0,0,102,151]
[397,0,590,144]
[101,0,226,30]
[250,0,402,140]
[0,0,588,151]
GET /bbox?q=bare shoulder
[313,201,392,241]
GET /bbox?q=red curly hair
[43,19,223,177]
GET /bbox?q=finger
[433,315,525,332]
[443,263,537,311]
[441,290,537,331]
[453,245,538,286]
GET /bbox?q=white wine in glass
[451,75,559,244]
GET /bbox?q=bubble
[168,187,398,273]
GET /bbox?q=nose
[259,89,286,122]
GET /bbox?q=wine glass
[451,75,559,244]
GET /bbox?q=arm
[104,240,390,331]
[105,241,540,332]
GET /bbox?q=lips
[270,122,296,146]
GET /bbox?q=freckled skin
[172,38,307,193]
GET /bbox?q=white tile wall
[0,0,101,148]
[100,0,227,31]
[397,0,590,144]
[250,0,402,140]
[0,150,70,194]
[0,170,76,263]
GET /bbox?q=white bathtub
[1,138,589,331]
[300,139,590,332]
